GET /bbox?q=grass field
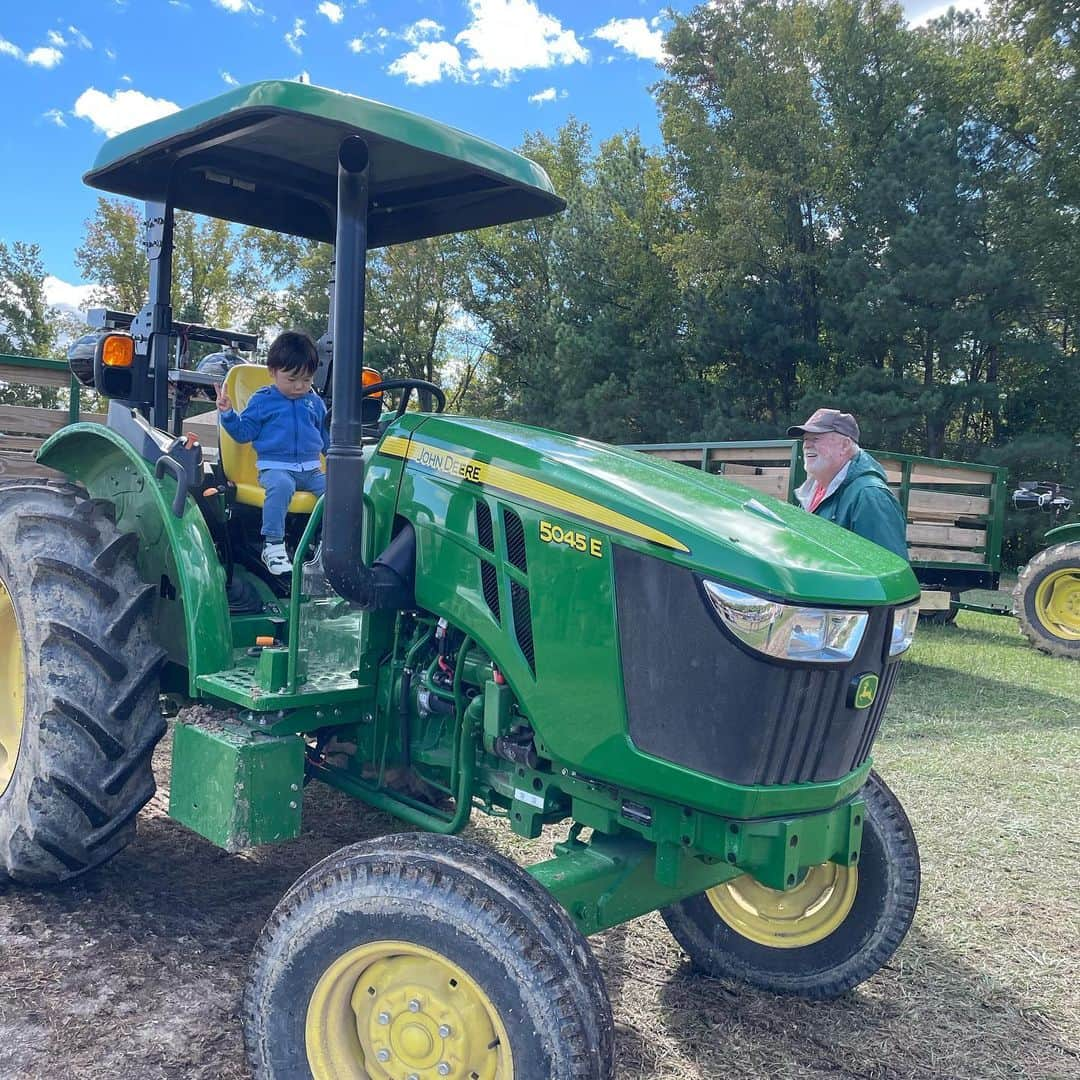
[0,605,1077,1079]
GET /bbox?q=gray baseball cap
[787,408,860,441]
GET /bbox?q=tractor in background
[1011,482,1079,658]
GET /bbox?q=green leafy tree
[76,197,247,336]
[0,239,61,406]
[235,229,332,341]
[659,0,833,425]
[74,198,147,312]
[366,236,468,394]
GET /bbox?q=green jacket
[796,450,909,560]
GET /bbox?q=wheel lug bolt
[437,1064,451,1077]
[438,1024,451,1037]
[377,1011,391,1025]
[376,1048,390,1062]
[408,1075,420,1080]
[408,998,422,1012]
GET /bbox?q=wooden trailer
[632,440,1010,615]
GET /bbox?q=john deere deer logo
[851,673,879,710]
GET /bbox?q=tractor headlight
[889,600,921,657]
[703,581,868,664]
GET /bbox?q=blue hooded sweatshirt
[220,385,329,471]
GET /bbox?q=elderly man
[787,409,908,559]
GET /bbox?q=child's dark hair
[267,330,319,375]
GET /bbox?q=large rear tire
[244,833,614,1080]
[0,480,166,883]
[1014,542,1080,659]
[661,771,920,999]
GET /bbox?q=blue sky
[0,0,973,310]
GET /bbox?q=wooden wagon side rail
[0,354,103,480]
[630,439,1010,583]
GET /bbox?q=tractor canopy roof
[84,80,564,247]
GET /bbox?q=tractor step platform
[195,646,373,711]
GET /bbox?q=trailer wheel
[0,481,166,884]
[1014,542,1080,659]
[661,771,919,999]
[245,834,613,1080]
[918,591,959,625]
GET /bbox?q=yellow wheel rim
[706,863,858,949]
[305,940,514,1080]
[0,576,25,798]
[1034,568,1080,641]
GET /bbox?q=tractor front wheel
[0,480,166,883]
[661,771,919,999]
[1014,541,1080,659]
[244,833,614,1080]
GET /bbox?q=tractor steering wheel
[363,378,446,418]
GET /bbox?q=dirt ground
[1,712,1077,1080]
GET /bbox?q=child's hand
[216,384,232,412]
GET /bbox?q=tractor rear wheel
[244,833,614,1080]
[660,771,919,999]
[0,480,166,884]
[1014,542,1080,659]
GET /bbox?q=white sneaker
[262,543,293,575]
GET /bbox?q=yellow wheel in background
[706,863,858,949]
[1015,541,1080,659]
[1034,568,1080,641]
[0,576,25,798]
[306,941,512,1080]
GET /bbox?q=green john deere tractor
[1011,482,1079,659]
[0,82,924,1079]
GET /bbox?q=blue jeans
[259,467,326,541]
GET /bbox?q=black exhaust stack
[323,136,414,609]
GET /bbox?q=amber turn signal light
[362,366,383,398]
[101,334,135,367]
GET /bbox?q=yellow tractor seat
[218,364,323,513]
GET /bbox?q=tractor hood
[387,415,918,607]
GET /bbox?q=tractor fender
[1044,522,1080,545]
[37,423,232,692]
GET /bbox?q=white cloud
[455,0,588,83]
[388,40,464,85]
[47,30,67,48]
[403,18,444,45]
[68,26,93,49]
[45,276,97,315]
[1,35,68,69]
[528,86,561,104]
[221,70,239,85]
[593,17,665,63]
[120,73,133,83]
[73,87,180,138]
[318,2,344,23]
[43,108,67,127]
[212,0,261,12]
[27,46,64,69]
[347,37,364,53]
[105,48,116,61]
[910,0,985,25]
[285,18,306,54]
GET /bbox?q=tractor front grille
[613,545,900,786]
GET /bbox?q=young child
[216,330,328,575]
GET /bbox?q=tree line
[1,0,1076,562]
